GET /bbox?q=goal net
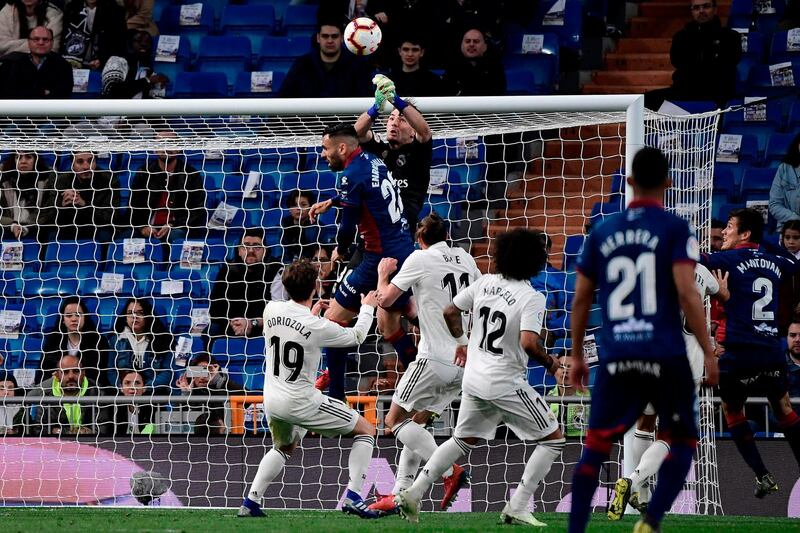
[0,96,721,514]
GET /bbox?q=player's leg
[377,304,417,369]
[500,387,566,527]
[341,414,379,515]
[239,419,301,517]
[324,292,359,400]
[766,375,800,468]
[609,411,662,519]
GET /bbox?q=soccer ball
[344,17,382,56]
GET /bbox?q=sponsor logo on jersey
[606,360,662,377]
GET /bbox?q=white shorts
[643,337,704,417]
[454,386,559,441]
[392,358,463,415]
[266,396,359,448]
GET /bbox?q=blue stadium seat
[740,167,776,200]
[173,71,229,98]
[22,297,61,334]
[562,234,586,272]
[153,296,208,333]
[211,336,266,366]
[768,30,799,63]
[221,4,276,49]
[741,31,766,60]
[77,273,142,298]
[243,150,301,175]
[765,132,795,168]
[244,208,283,246]
[193,0,229,22]
[233,70,286,97]
[152,33,192,87]
[72,70,102,99]
[159,5,214,53]
[281,4,317,36]
[0,272,21,298]
[745,61,800,98]
[713,166,740,201]
[787,101,800,131]
[20,277,80,298]
[722,98,783,154]
[85,296,122,332]
[258,36,308,68]
[44,240,103,265]
[105,238,165,280]
[716,133,760,176]
[196,36,252,87]
[506,32,559,56]
[505,66,553,95]
[522,0,583,51]
[589,200,622,227]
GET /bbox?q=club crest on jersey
[396,154,406,167]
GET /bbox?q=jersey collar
[627,198,663,209]
[429,241,448,251]
[733,242,759,250]
[344,147,363,169]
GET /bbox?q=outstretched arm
[569,272,595,392]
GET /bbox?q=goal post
[0,95,721,514]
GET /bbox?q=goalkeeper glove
[367,87,389,119]
[372,74,410,113]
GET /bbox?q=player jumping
[395,228,566,527]
[568,147,717,533]
[238,259,380,519]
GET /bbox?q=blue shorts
[719,344,788,412]
[334,251,411,312]
[589,356,698,441]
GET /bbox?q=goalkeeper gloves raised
[368,74,410,117]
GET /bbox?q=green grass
[1,508,796,532]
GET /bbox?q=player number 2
[380,172,405,223]
[442,272,471,300]
[478,306,506,355]
[751,277,774,321]
[269,335,305,382]
[606,253,657,321]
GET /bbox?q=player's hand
[309,199,332,223]
[545,354,560,376]
[454,344,468,367]
[703,353,719,387]
[311,299,329,316]
[372,74,396,100]
[378,257,398,279]
[230,318,250,336]
[569,354,590,393]
[713,269,730,301]
[361,291,379,307]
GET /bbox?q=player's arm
[376,257,403,307]
[675,261,719,386]
[569,272,595,392]
[396,102,432,143]
[318,292,378,347]
[354,74,395,142]
[521,330,559,375]
[354,111,376,143]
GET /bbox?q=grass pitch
[2,508,797,532]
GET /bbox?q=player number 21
[606,253,657,321]
[380,171,404,224]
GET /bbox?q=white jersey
[262,300,374,412]
[684,263,719,381]
[390,241,481,364]
[452,274,546,400]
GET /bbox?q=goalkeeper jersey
[262,300,374,406]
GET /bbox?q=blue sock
[242,497,260,509]
[386,330,417,368]
[646,442,694,525]
[325,347,349,401]
[729,420,768,478]
[568,447,607,533]
[345,488,362,502]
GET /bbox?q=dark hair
[58,296,98,334]
[1,151,51,174]
[729,208,764,244]
[493,228,548,280]
[782,220,800,239]
[540,233,553,251]
[416,213,448,246]
[189,353,217,366]
[303,243,332,261]
[242,227,265,242]
[399,35,425,48]
[282,259,318,301]
[117,368,142,384]
[0,370,18,392]
[322,122,358,142]
[114,298,173,353]
[284,189,315,209]
[316,19,343,35]
[711,218,726,230]
[783,132,800,167]
[16,2,50,39]
[631,146,669,189]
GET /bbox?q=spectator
[209,228,282,339]
[129,130,207,243]
[769,132,800,232]
[782,220,800,260]
[280,20,372,98]
[546,353,590,438]
[27,354,104,435]
[101,30,167,99]
[0,371,23,436]
[123,0,157,37]
[710,218,725,252]
[779,220,800,333]
[176,353,245,434]
[106,298,175,394]
[442,27,506,96]
[645,0,742,109]
[530,234,572,347]
[788,322,800,398]
[389,36,445,97]
[281,189,318,262]
[62,0,127,70]
[305,243,337,300]
[0,150,56,241]
[54,150,120,242]
[99,368,156,436]
[0,25,72,99]
[0,0,62,56]
[41,296,111,389]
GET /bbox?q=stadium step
[581,84,666,94]
[629,17,691,38]
[604,53,672,71]
[591,69,674,86]
[487,211,588,232]
[528,156,624,177]
[560,124,627,140]
[615,38,672,54]
[638,1,730,19]
[542,139,626,159]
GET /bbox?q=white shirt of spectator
[389,241,481,365]
[453,274,546,400]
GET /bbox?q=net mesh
[0,103,721,514]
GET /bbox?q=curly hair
[493,228,548,280]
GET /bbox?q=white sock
[347,435,375,495]
[393,419,454,478]
[629,440,670,493]
[392,446,422,493]
[630,430,654,478]
[248,448,288,501]
[508,438,565,514]
[407,437,472,501]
